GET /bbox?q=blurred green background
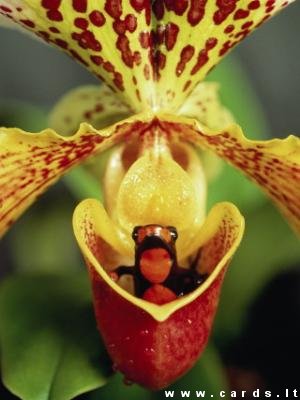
[0,3,299,400]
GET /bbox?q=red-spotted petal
[0,0,295,112]
[157,114,300,235]
[0,115,150,237]
[73,198,244,389]
[49,85,132,135]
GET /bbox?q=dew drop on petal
[112,363,119,372]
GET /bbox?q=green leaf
[154,345,229,400]
[207,161,265,212]
[11,202,82,273]
[0,100,47,131]
[90,373,152,400]
[208,55,269,139]
[0,274,111,400]
[63,166,103,202]
[214,200,300,343]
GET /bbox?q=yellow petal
[0,114,151,238]
[73,198,245,322]
[158,114,300,236]
[178,82,234,130]
[49,85,132,135]
[0,1,295,112]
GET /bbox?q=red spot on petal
[113,19,126,34]
[213,0,238,25]
[105,0,122,19]
[74,17,88,29]
[139,31,151,48]
[191,37,217,74]
[165,22,179,51]
[176,45,195,77]
[113,72,124,91]
[248,0,260,9]
[0,5,12,12]
[165,0,188,15]
[41,0,61,9]
[49,26,60,33]
[90,55,103,65]
[125,14,137,32]
[89,10,106,27]
[72,30,102,51]
[152,0,164,19]
[187,0,207,26]
[224,24,234,33]
[47,9,63,21]
[116,34,134,67]
[20,19,35,28]
[183,80,192,92]
[55,38,68,48]
[144,64,150,80]
[241,21,253,29]
[70,49,88,66]
[103,61,115,72]
[234,9,250,19]
[130,0,151,25]
[72,0,87,13]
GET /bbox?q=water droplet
[112,363,119,372]
[144,347,155,354]
[125,336,130,341]
[187,319,192,325]
[140,329,149,336]
[108,343,116,349]
[128,359,134,365]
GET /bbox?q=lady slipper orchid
[0,0,300,390]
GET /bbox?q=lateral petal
[0,115,149,237]
[158,114,300,235]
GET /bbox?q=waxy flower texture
[0,0,299,390]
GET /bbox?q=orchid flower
[0,0,299,390]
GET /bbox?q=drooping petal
[49,85,132,135]
[73,198,244,389]
[158,114,300,235]
[0,1,295,111]
[0,115,150,237]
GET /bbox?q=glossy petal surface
[0,116,149,237]
[0,0,294,111]
[73,198,244,388]
[158,114,300,235]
